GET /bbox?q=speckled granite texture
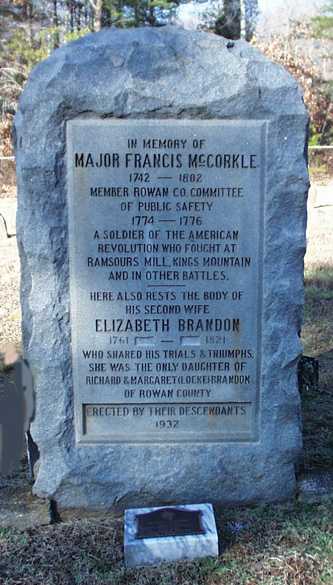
[15,27,309,509]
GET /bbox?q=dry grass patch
[0,502,332,585]
[300,263,333,471]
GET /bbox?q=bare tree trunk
[244,0,258,41]
[84,0,88,26]
[76,2,82,31]
[94,0,103,30]
[89,3,95,30]
[216,0,241,40]
[116,0,122,26]
[53,0,60,48]
[147,2,156,26]
[134,0,140,26]
[102,1,112,27]
[27,0,34,45]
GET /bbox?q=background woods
[0,0,332,156]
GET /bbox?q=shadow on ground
[301,263,333,472]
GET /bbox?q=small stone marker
[124,503,218,567]
[15,26,309,508]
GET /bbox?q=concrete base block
[124,503,218,567]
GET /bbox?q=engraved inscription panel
[67,119,265,443]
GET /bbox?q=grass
[309,165,332,184]
[302,264,333,366]
[308,152,333,184]
[300,263,333,471]
[0,501,332,584]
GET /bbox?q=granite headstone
[15,27,309,509]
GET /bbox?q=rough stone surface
[124,503,218,567]
[15,27,309,509]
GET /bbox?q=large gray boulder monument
[15,27,309,509]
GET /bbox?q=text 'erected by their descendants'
[67,119,265,443]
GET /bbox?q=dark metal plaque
[136,507,205,539]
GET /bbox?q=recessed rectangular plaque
[136,507,205,539]
[67,119,265,443]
